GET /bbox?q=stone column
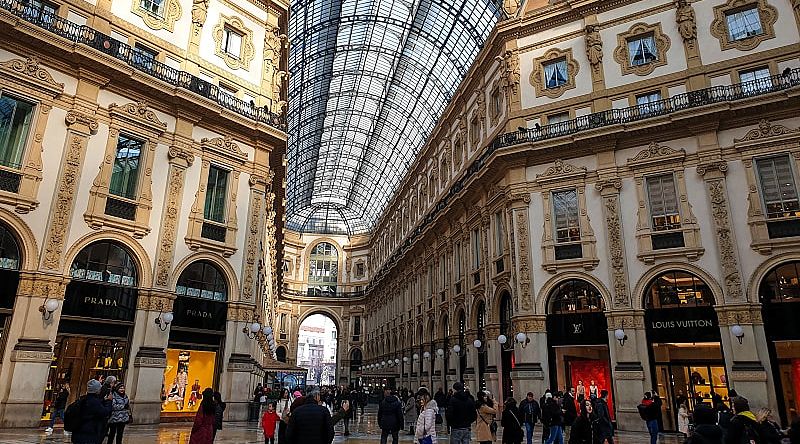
[511,316,548,398]
[220,304,258,421]
[446,334,459,389]
[607,311,649,432]
[485,324,501,398]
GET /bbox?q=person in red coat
[261,403,280,444]
[189,388,216,444]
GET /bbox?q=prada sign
[546,312,609,346]
[645,306,720,343]
[62,281,138,321]
[172,296,227,331]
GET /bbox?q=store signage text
[83,296,118,306]
[650,319,714,329]
[186,309,213,319]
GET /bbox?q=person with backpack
[189,388,216,444]
[65,379,112,444]
[637,392,660,444]
[106,384,130,444]
[474,391,497,444]
[725,396,762,444]
[519,392,542,444]
[502,397,525,444]
[46,384,70,434]
[544,392,565,444]
[377,388,404,444]
[446,382,477,444]
[686,404,724,444]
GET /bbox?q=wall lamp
[423,351,431,360]
[730,324,745,344]
[473,339,487,354]
[614,328,628,346]
[39,298,60,321]
[243,314,261,339]
[436,348,445,359]
[153,301,174,332]
[394,358,400,366]
[498,333,530,351]
[452,344,467,357]
[403,356,410,363]
[413,353,420,361]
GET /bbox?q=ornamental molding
[64,111,99,133]
[190,0,209,36]
[213,15,256,71]
[705,178,743,301]
[154,166,187,288]
[585,25,603,75]
[132,0,182,32]
[529,47,579,99]
[626,142,685,168]
[613,22,671,76]
[734,119,800,143]
[108,101,167,135]
[675,0,698,43]
[0,57,64,97]
[710,0,777,51]
[604,194,630,308]
[535,159,587,184]
[200,136,248,163]
[11,350,53,363]
[167,145,195,167]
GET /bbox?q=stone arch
[490,283,514,323]
[451,304,466,334]
[747,252,800,304]
[171,252,240,300]
[439,312,450,339]
[632,262,723,309]
[0,207,38,271]
[296,307,343,335]
[63,230,153,288]
[294,308,343,385]
[537,271,612,314]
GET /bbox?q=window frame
[627,33,659,67]
[108,133,144,201]
[0,93,36,171]
[710,0,777,51]
[725,6,764,41]
[551,188,581,244]
[645,173,682,232]
[754,154,800,220]
[530,48,579,99]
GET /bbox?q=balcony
[281,288,366,299]
[0,0,286,130]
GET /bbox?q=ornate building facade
[310,0,800,432]
[0,0,286,427]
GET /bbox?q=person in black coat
[686,404,724,444]
[377,388,404,444]
[71,379,112,444]
[563,388,578,427]
[286,389,350,444]
[569,399,600,444]
[502,398,525,444]
[212,391,225,440]
[543,394,565,444]
[446,382,478,442]
[594,390,614,444]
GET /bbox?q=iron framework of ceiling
[286,0,501,235]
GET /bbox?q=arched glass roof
[286,0,501,235]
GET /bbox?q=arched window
[500,293,513,336]
[645,270,713,309]
[69,241,138,287]
[0,223,20,270]
[307,242,338,295]
[350,348,363,365]
[176,260,228,301]
[759,261,800,303]
[548,279,604,314]
[476,301,486,338]
[276,346,287,363]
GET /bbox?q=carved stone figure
[496,50,520,95]
[675,0,697,42]
[265,27,287,64]
[191,0,208,35]
[585,25,603,70]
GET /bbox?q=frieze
[514,317,546,333]
[729,370,767,382]
[133,356,167,368]
[734,119,800,143]
[716,306,762,326]
[614,370,645,380]
[11,350,53,363]
[606,314,645,330]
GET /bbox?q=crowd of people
[50,376,134,444]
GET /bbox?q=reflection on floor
[0,407,684,443]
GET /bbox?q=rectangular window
[355,262,365,277]
[108,134,143,200]
[138,0,164,17]
[204,166,228,223]
[22,0,58,21]
[636,91,663,115]
[756,155,800,218]
[548,112,570,124]
[223,27,243,58]
[552,189,581,242]
[739,67,772,94]
[646,174,681,231]
[454,241,462,280]
[471,228,481,269]
[0,95,35,169]
[353,316,361,337]
[726,7,763,41]
[627,34,658,66]
[543,59,568,89]
[494,212,505,255]
[470,118,480,141]
[491,90,502,117]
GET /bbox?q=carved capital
[65,111,98,133]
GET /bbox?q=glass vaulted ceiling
[286,0,501,235]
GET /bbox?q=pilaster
[606,311,649,432]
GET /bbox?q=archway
[349,348,363,387]
[296,313,338,386]
[643,269,723,432]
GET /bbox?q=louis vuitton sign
[645,306,720,343]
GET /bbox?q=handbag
[418,437,433,444]
[481,411,498,434]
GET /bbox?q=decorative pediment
[200,136,249,163]
[109,101,167,134]
[0,57,64,98]
[535,159,587,184]
[734,119,800,143]
[627,142,685,168]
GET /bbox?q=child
[261,402,280,444]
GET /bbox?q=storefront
[0,223,20,356]
[546,279,614,419]
[644,270,728,432]
[161,260,227,419]
[760,260,800,425]
[43,241,139,420]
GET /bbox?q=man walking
[595,390,614,444]
[446,382,477,444]
[637,392,660,444]
[378,388,404,444]
[543,392,564,444]
[519,392,541,444]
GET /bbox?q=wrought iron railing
[281,288,366,299]
[0,0,286,130]
[368,67,800,289]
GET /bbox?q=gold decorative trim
[131,0,182,32]
[529,47,579,99]
[626,141,686,168]
[0,57,64,97]
[535,159,587,184]
[613,22,671,76]
[200,136,249,163]
[734,119,800,143]
[153,148,193,288]
[213,15,256,71]
[710,0,777,51]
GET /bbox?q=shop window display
[162,349,217,413]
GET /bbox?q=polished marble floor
[0,407,682,443]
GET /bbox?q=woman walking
[501,398,524,444]
[415,388,438,443]
[212,391,226,441]
[106,384,130,444]
[405,392,418,435]
[277,389,292,443]
[475,391,497,444]
[569,400,599,444]
[189,389,216,444]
